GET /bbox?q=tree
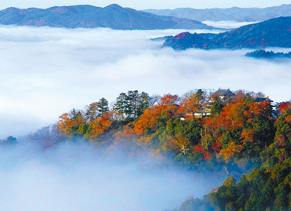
[179,92,202,120]
[114,92,127,120]
[114,91,150,121]
[58,109,85,137]
[134,94,180,142]
[96,98,109,116]
[126,90,139,119]
[85,102,98,122]
[138,92,150,116]
[85,111,115,140]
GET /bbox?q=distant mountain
[0,4,213,30]
[245,50,291,59]
[145,4,291,22]
[163,17,291,50]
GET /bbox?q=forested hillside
[174,101,291,211]
[23,89,291,210]
[163,16,291,50]
[26,90,278,169]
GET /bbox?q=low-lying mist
[0,25,290,138]
[202,21,257,29]
[0,142,223,210]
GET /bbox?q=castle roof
[215,88,235,96]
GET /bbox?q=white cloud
[0,26,290,138]
[203,21,258,29]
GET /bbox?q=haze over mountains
[0,4,212,30]
[163,16,291,50]
[145,4,291,22]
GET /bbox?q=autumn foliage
[55,89,291,177]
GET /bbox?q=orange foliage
[134,106,163,135]
[134,94,180,136]
[139,134,156,143]
[244,101,272,120]
[240,129,254,145]
[87,112,114,139]
[285,115,291,123]
[219,142,243,160]
[58,113,72,135]
[204,98,246,132]
[179,93,201,119]
[204,95,274,160]
[58,112,84,136]
[122,125,136,137]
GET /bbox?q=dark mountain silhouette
[0,4,213,30]
[245,50,291,59]
[145,4,291,22]
[163,17,291,50]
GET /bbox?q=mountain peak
[104,4,123,10]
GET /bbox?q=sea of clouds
[0,24,290,211]
[0,26,290,138]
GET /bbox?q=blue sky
[0,0,290,9]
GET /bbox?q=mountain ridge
[0,4,213,30]
[145,4,291,22]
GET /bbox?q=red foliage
[215,134,222,141]
[175,32,190,40]
[204,152,210,160]
[277,101,291,114]
[211,187,219,193]
[193,144,205,153]
[276,135,286,147]
[160,94,179,106]
[211,142,221,152]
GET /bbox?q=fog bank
[0,143,222,210]
[0,26,290,138]
[203,21,257,29]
